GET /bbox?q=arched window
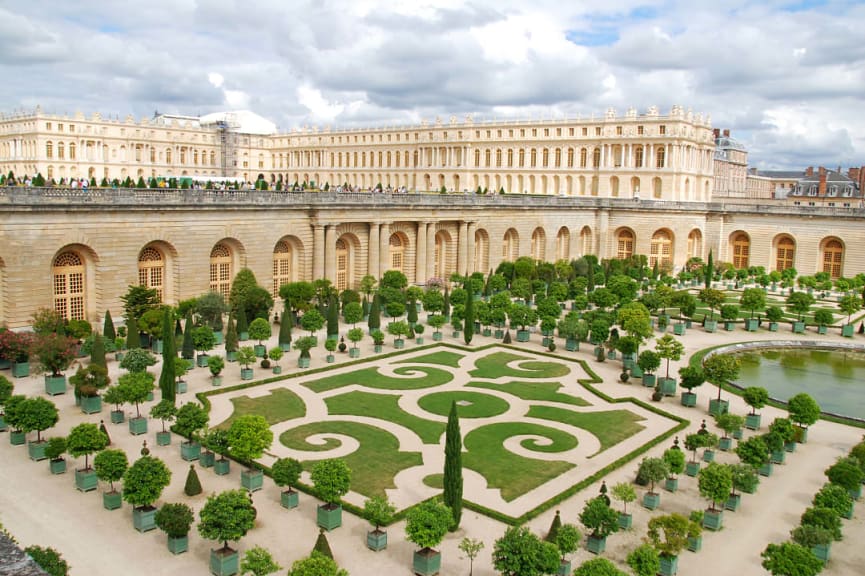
[474,229,489,274]
[542,148,549,167]
[554,148,561,167]
[138,246,164,302]
[165,148,172,163]
[732,233,750,269]
[580,148,587,168]
[776,237,795,271]
[485,149,491,167]
[503,229,519,262]
[507,149,514,167]
[687,230,702,260]
[389,234,405,273]
[635,146,643,167]
[496,149,502,167]
[272,240,293,297]
[336,239,349,290]
[519,149,525,167]
[822,239,843,278]
[567,148,574,167]
[556,227,570,261]
[617,230,634,260]
[474,149,481,167]
[434,233,449,279]
[580,227,593,256]
[650,230,673,269]
[69,142,76,160]
[58,142,65,159]
[53,251,86,320]
[592,148,601,168]
[46,141,53,159]
[530,149,537,168]
[531,228,545,261]
[210,243,232,298]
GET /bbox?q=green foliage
[715,413,745,437]
[225,314,239,353]
[230,268,274,321]
[93,448,129,491]
[761,542,824,576]
[121,285,160,322]
[236,346,257,369]
[765,305,784,322]
[241,546,282,576]
[555,523,581,560]
[813,308,834,326]
[626,544,661,576]
[736,435,769,468]
[184,464,203,496]
[226,414,273,464]
[310,458,352,505]
[25,545,69,576]
[66,422,108,468]
[126,316,141,349]
[492,525,559,576]
[117,371,155,418]
[786,291,815,321]
[791,524,833,548]
[743,386,769,413]
[174,402,209,441]
[248,317,272,344]
[44,436,67,460]
[655,334,684,378]
[158,309,176,402]
[120,348,157,373]
[0,375,13,406]
[122,455,171,508]
[637,457,669,493]
[181,311,195,359]
[69,364,110,399]
[825,456,864,490]
[800,506,843,541]
[155,502,195,539]
[368,294,382,331]
[150,399,177,432]
[813,483,853,517]
[363,494,396,530]
[698,462,734,510]
[13,396,59,441]
[197,489,257,548]
[405,500,452,550]
[443,400,463,530]
[574,557,626,576]
[698,288,725,319]
[545,510,563,542]
[729,463,759,494]
[663,448,686,476]
[89,332,106,368]
[579,496,620,538]
[31,332,78,376]
[637,350,661,374]
[610,482,637,514]
[647,513,691,558]
[287,552,348,576]
[787,393,820,427]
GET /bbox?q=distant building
[746,169,804,200]
[785,166,864,208]
[712,129,748,198]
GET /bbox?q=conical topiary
[225,314,238,353]
[545,510,562,543]
[236,307,249,338]
[126,316,141,349]
[184,464,202,496]
[503,329,512,344]
[181,311,195,360]
[103,310,116,342]
[90,332,106,368]
[313,529,333,559]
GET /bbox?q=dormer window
[828,186,838,197]
[808,185,818,196]
[843,187,853,197]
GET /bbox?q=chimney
[849,167,860,183]
[713,128,720,139]
[805,166,814,177]
[860,165,865,194]
[723,129,730,137]
[818,167,827,196]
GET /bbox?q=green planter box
[759,462,774,477]
[842,324,855,337]
[664,477,678,492]
[241,469,264,492]
[659,554,679,576]
[374,344,383,353]
[326,354,335,363]
[0,415,5,432]
[317,504,342,531]
[703,509,724,531]
[606,349,617,360]
[211,376,223,387]
[133,506,157,532]
[115,352,124,362]
[680,392,697,407]
[214,458,230,475]
[151,339,163,354]
[239,331,249,342]
[704,320,717,333]
[75,468,98,492]
[181,442,201,461]
[817,325,828,335]
[769,322,779,332]
[210,547,240,576]
[792,321,805,333]
[280,490,299,509]
[812,542,831,564]
[482,328,492,337]
[725,493,741,512]
[44,375,67,395]
[718,437,733,451]
[770,449,785,465]
[660,377,677,396]
[253,344,266,358]
[279,342,291,352]
[724,321,736,331]
[745,413,761,430]
[128,417,148,435]
[708,398,729,416]
[432,332,443,341]
[349,348,361,358]
[177,381,187,394]
[565,339,578,352]
[298,357,310,369]
[586,535,606,554]
[685,461,701,477]
[103,490,123,510]
[12,362,30,378]
[197,354,210,368]
[367,529,388,551]
[9,430,25,445]
[271,365,282,375]
[702,449,716,463]
[415,337,424,345]
[557,559,572,576]
[240,368,254,380]
[796,426,809,443]
[412,549,441,576]
[0,358,9,370]
[642,374,656,388]
[642,492,661,510]
[394,339,405,349]
[156,431,171,446]
[167,535,189,555]
[688,535,702,552]
[200,451,215,468]
[494,329,504,339]
[28,441,47,461]
[214,331,223,345]
[848,484,862,501]
[618,513,632,530]
[226,351,238,362]
[80,395,102,414]
[733,428,744,440]
[146,391,154,402]
[745,318,759,331]
[49,458,67,474]
[673,323,686,336]
[516,330,531,342]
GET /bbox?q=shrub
[24,545,69,576]
[184,464,203,496]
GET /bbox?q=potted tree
[117,371,155,435]
[553,523,581,576]
[67,422,109,491]
[236,346,257,380]
[787,393,820,443]
[3,395,26,445]
[838,294,861,337]
[31,332,77,395]
[324,338,337,362]
[678,366,704,408]
[720,304,739,331]
[647,513,691,576]
[311,458,351,531]
[268,347,283,374]
[207,429,231,475]
[69,364,110,414]
[798,506,842,563]
[150,399,177,446]
[94,448,129,510]
[247,318,271,358]
[786,291,814,333]
[737,435,772,477]
[579,496,620,554]
[813,482,854,521]
[698,462,733,530]
[611,482,637,530]
[371,329,385,353]
[103,385,126,424]
[405,500,452,576]
[715,413,745,451]
[227,414,273,492]
[765,305,784,332]
[271,457,303,509]
[813,309,834,335]
[414,323,426,345]
[703,353,740,416]
[175,402,209,462]
[743,386,769,430]
[655,334,684,396]
[684,432,714,476]
[224,314,239,362]
[294,336,316,369]
[192,326,216,368]
[122,454,172,532]
[44,436,67,475]
[0,375,13,432]
[663,447,685,492]
[761,542,824,576]
[727,463,759,510]
[768,417,797,461]
[698,288,724,332]
[627,544,661,576]
[387,320,409,349]
[174,357,191,394]
[16,396,59,461]
[347,327,364,358]
[637,350,660,388]
[363,494,396,551]
[198,489,257,576]
[740,288,766,331]
[791,524,834,565]
[155,502,195,555]
[428,314,446,341]
[639,457,669,509]
[206,355,224,386]
[825,457,865,500]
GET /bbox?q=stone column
[427,222,437,280]
[467,222,476,275]
[313,224,325,280]
[379,222,390,278]
[596,210,610,260]
[458,221,469,276]
[416,221,428,285]
[368,222,380,280]
[324,224,338,282]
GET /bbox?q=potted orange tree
[155,502,195,555]
[226,415,273,492]
[312,458,351,531]
[122,453,172,532]
[198,489,257,576]
[94,448,129,510]
[271,457,303,509]
[405,500,452,576]
[364,494,396,552]
[31,332,77,396]
[67,422,109,491]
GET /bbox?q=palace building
[0,105,862,328]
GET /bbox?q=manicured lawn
[279,420,422,498]
[469,351,570,379]
[463,422,577,501]
[526,405,645,454]
[325,390,446,444]
[417,391,511,419]
[304,365,454,393]
[217,387,306,429]
[397,350,464,368]
[467,380,591,407]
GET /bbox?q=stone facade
[0,188,862,328]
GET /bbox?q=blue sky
[1,0,864,169]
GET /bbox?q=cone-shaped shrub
[313,529,333,559]
[184,463,202,496]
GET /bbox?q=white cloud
[296,84,346,122]
[208,73,224,89]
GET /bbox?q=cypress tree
[443,400,463,530]
[224,314,238,354]
[184,464,202,496]
[705,249,714,288]
[463,281,474,345]
[236,307,249,339]
[443,288,451,319]
[126,316,141,349]
[158,308,176,403]
[362,296,370,318]
[103,310,116,341]
[327,296,339,338]
[175,318,183,339]
[407,298,418,326]
[278,303,292,348]
[90,332,106,368]
[312,529,333,559]
[368,294,381,332]
[545,510,562,543]
[181,310,195,360]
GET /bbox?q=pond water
[732,348,865,420]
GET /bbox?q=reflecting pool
[732,348,865,420]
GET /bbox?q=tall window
[567,148,574,167]
[732,233,750,269]
[556,227,570,261]
[389,234,404,273]
[610,176,619,197]
[474,230,489,274]
[272,240,293,297]
[687,230,702,260]
[617,230,634,260]
[336,239,349,290]
[531,228,545,261]
[138,247,164,302]
[519,149,525,167]
[69,143,76,160]
[776,237,795,271]
[635,146,643,167]
[434,233,449,279]
[592,148,600,168]
[650,230,673,269]
[822,239,843,278]
[53,251,85,321]
[580,227,593,256]
[580,148,587,168]
[507,149,514,167]
[46,141,53,159]
[503,229,519,262]
[210,243,232,298]
[496,149,502,167]
[656,147,665,168]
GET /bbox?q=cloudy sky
[1,0,863,169]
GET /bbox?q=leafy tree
[66,422,109,469]
[89,332,106,368]
[554,524,581,562]
[121,285,160,323]
[786,291,815,322]
[240,546,282,576]
[813,309,834,327]
[678,366,705,392]
[157,309,176,402]
[443,400,463,530]
[287,552,348,576]
[579,496,620,539]
[573,557,626,576]
[839,294,861,324]
[192,326,216,355]
[122,455,171,508]
[458,537,485,576]
[248,317,272,345]
[236,346,257,370]
[663,448,685,477]
[736,436,769,469]
[155,502,195,539]
[610,482,636,515]
[44,436,67,461]
[197,489,257,551]
[196,291,228,330]
[119,348,157,373]
[638,457,669,494]
[31,332,77,376]
[813,483,853,518]
[69,364,110,401]
[698,462,733,511]
[743,386,769,415]
[739,288,766,318]
[405,500,452,551]
[174,402,209,442]
[800,507,843,541]
[637,350,661,375]
[825,456,864,491]
[184,464,203,496]
[715,413,745,438]
[24,545,69,576]
[363,494,396,532]
[626,544,661,576]
[150,399,177,433]
[463,281,475,344]
[617,301,652,341]
[765,305,784,323]
[791,524,833,550]
[236,307,249,337]
[116,371,155,418]
[368,294,382,331]
[654,334,684,379]
[702,353,740,402]
[310,458,351,507]
[647,513,692,559]
[729,463,759,495]
[181,310,195,359]
[300,309,325,337]
[278,303,293,347]
[787,393,821,429]
[93,448,129,492]
[492,524,559,576]
[226,414,273,467]
[14,396,59,442]
[230,268,273,321]
[224,314,238,353]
